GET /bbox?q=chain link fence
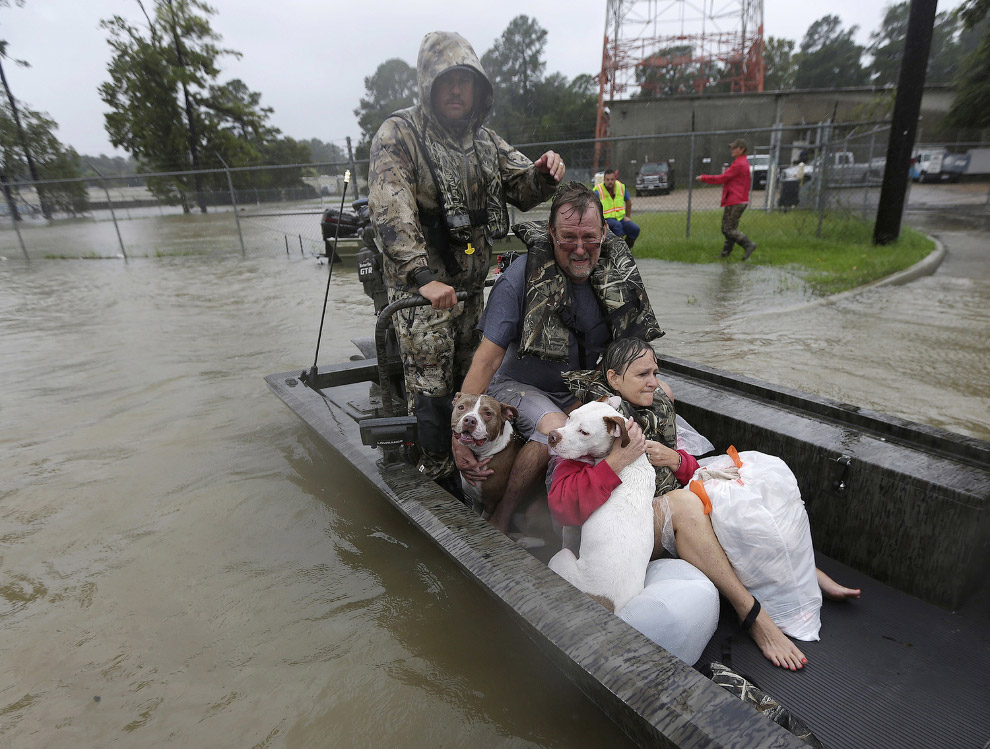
[3,125,988,262]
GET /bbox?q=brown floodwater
[1,208,987,746]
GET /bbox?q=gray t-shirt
[479,257,610,401]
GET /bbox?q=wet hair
[549,181,605,232]
[603,169,616,176]
[600,337,657,379]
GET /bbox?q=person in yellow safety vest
[593,169,640,249]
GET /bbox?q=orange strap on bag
[688,480,713,515]
[727,445,743,468]
[689,446,745,512]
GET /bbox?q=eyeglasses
[552,233,604,252]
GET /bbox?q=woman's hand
[605,418,646,474]
[645,439,681,470]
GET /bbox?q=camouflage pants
[388,288,483,478]
[721,203,754,249]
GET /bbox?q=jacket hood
[417,31,494,130]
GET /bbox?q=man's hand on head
[534,150,566,183]
[419,280,458,309]
[452,438,493,485]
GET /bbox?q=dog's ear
[594,395,610,403]
[606,395,623,411]
[604,415,630,447]
[501,403,519,421]
[453,391,462,401]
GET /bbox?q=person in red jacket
[696,138,758,260]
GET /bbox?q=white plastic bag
[676,414,715,456]
[619,559,720,665]
[694,450,822,641]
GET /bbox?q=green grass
[43,252,121,260]
[632,209,934,295]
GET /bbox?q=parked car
[634,161,675,195]
[749,154,770,190]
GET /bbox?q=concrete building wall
[604,86,953,186]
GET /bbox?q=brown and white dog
[451,392,520,517]
[546,397,656,613]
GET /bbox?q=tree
[353,57,417,157]
[101,0,286,211]
[0,99,88,216]
[869,3,964,86]
[794,16,868,89]
[482,15,547,99]
[763,37,797,90]
[1,1,55,217]
[947,0,990,129]
[636,44,697,97]
[482,15,549,141]
[304,138,347,170]
[203,78,275,141]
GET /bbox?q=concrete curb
[737,234,945,318]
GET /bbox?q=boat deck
[266,363,989,749]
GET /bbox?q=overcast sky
[1,0,965,157]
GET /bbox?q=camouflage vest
[393,109,509,248]
[561,369,680,495]
[513,221,663,364]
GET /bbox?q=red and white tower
[594,0,765,170]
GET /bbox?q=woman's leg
[817,568,861,600]
[653,489,808,671]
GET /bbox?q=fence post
[766,123,782,212]
[87,163,127,260]
[686,113,696,239]
[865,131,877,218]
[1,174,29,261]
[815,122,830,239]
[217,155,246,255]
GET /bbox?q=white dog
[546,397,656,613]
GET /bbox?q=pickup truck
[780,151,869,185]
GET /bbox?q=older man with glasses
[456,182,663,534]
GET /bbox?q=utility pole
[874,0,938,245]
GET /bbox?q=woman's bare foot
[817,568,861,601]
[748,607,808,670]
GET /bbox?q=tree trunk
[0,56,51,219]
[165,0,208,214]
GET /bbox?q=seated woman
[550,337,859,671]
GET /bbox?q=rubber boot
[412,393,457,483]
[742,240,757,261]
[625,234,636,250]
[721,239,734,258]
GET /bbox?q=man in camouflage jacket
[369,30,565,482]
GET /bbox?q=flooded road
[1,208,987,746]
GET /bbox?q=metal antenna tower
[594,0,765,170]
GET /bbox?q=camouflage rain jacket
[369,31,558,292]
[512,220,663,365]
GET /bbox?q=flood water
[1,208,987,746]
